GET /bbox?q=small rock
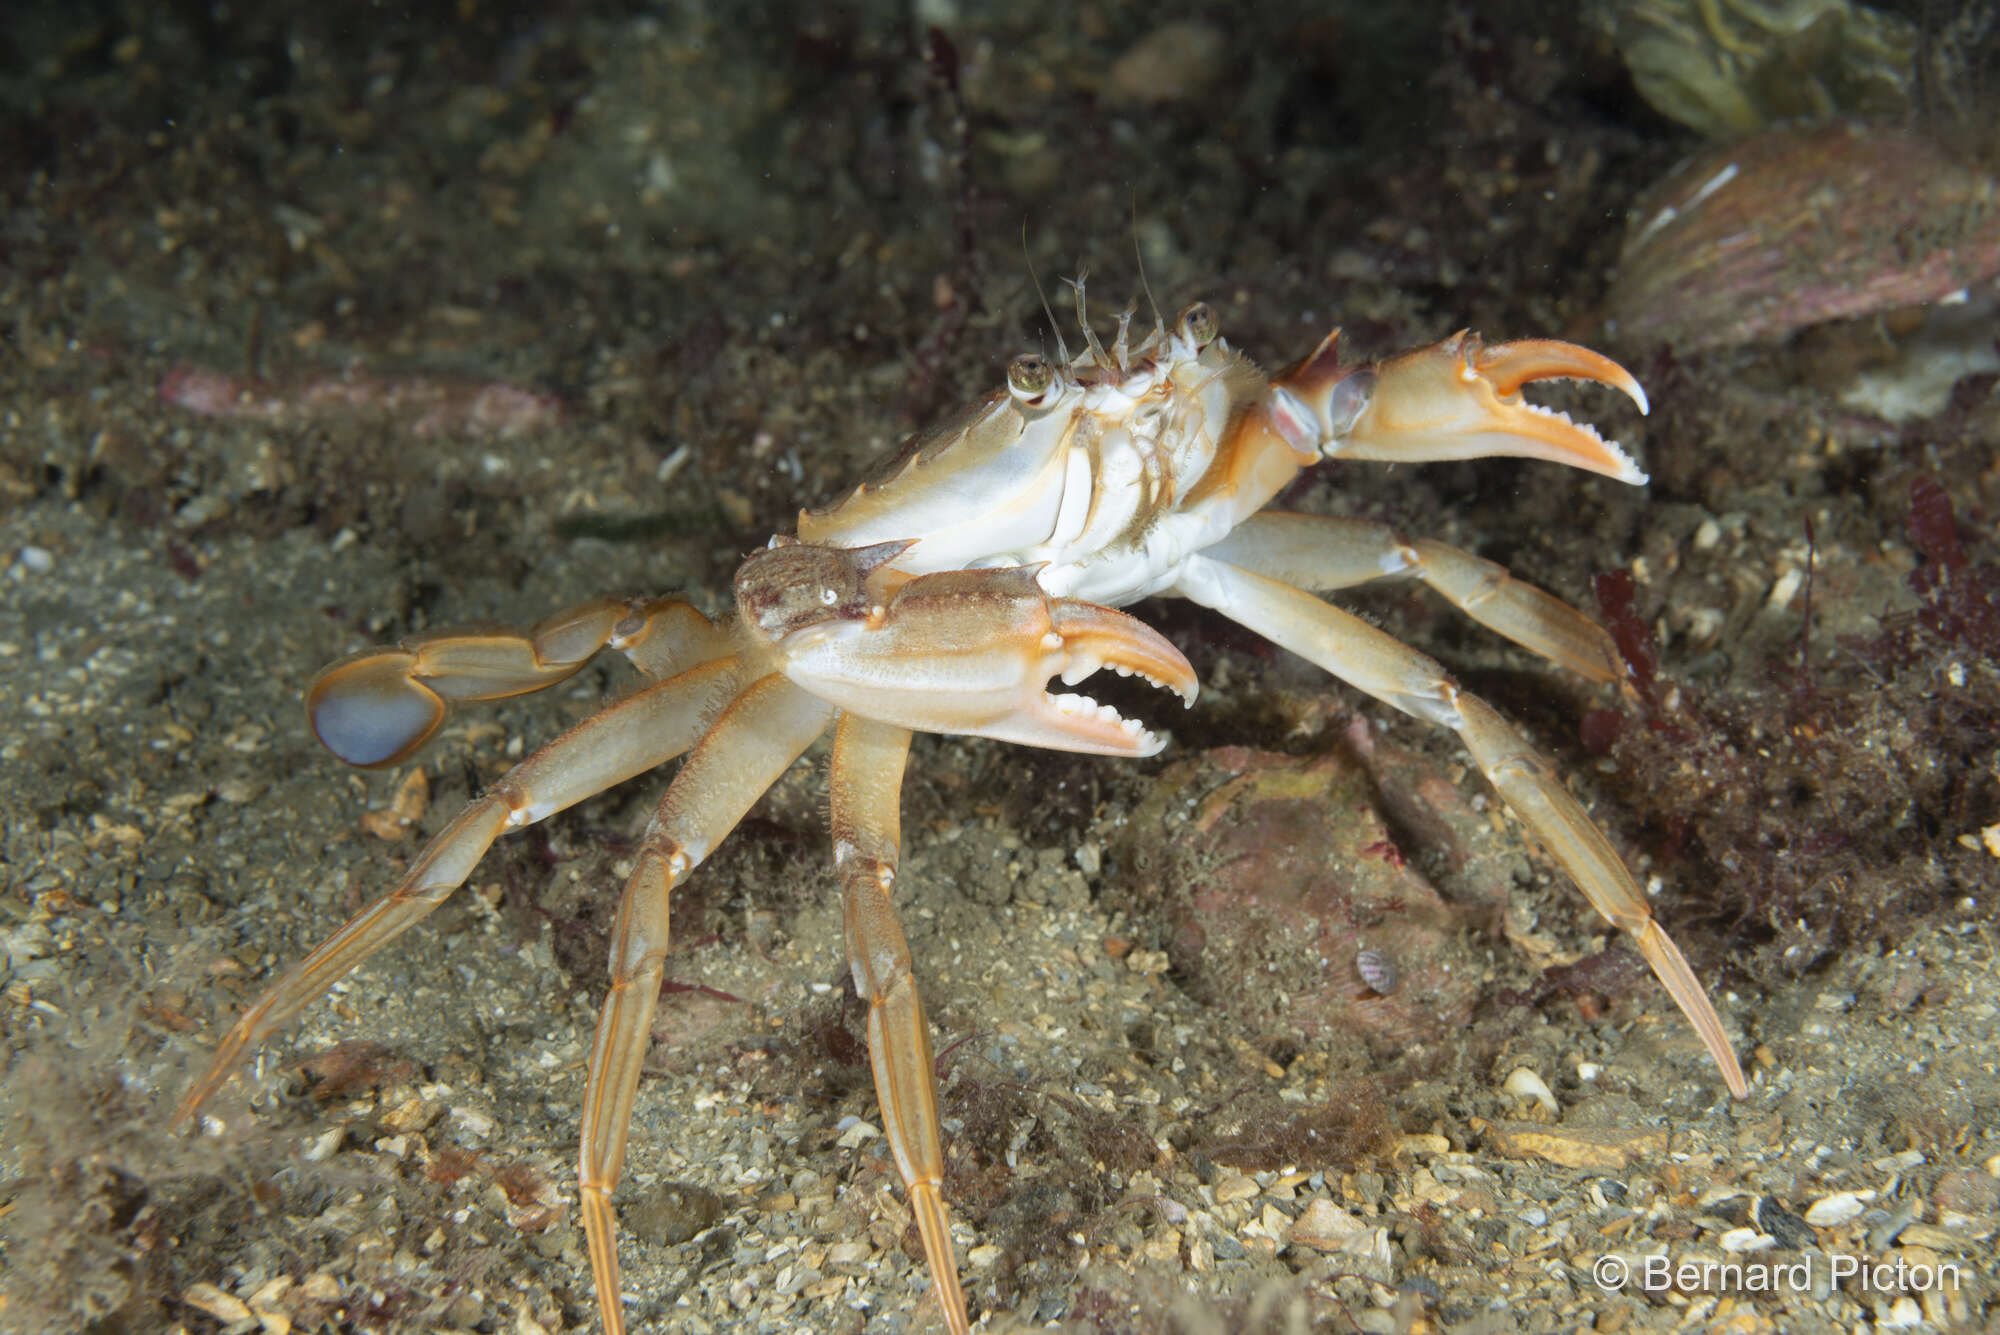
[450,1104,498,1141]
[626,1181,724,1246]
[1718,1226,1775,1252]
[1483,1120,1667,1171]
[182,1283,252,1323]
[377,1096,441,1134]
[1805,1191,1869,1227]
[1214,1170,1259,1203]
[1880,1296,1925,1328]
[1933,1167,2000,1215]
[1754,1196,1814,1249]
[827,1241,871,1266]
[836,1119,880,1149]
[1897,1222,1965,1249]
[300,1273,342,1302]
[1104,22,1227,107]
[1288,1198,1390,1267]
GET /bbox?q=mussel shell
[1603,121,2000,353]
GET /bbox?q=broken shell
[1288,1198,1391,1264]
[1604,121,2000,353]
[1503,1066,1560,1114]
[1804,1190,1870,1227]
[1355,947,1397,995]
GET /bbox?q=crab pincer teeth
[1468,336,1650,416]
[1043,691,1166,756]
[1013,600,1195,757]
[1047,602,1199,707]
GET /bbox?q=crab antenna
[1130,192,1165,337]
[1021,220,1071,367]
[1065,269,1110,367]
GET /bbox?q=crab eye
[1006,353,1055,406]
[1176,302,1218,349]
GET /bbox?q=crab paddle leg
[1206,511,1627,686]
[308,597,732,768]
[176,656,747,1125]
[829,714,970,1335]
[579,675,834,1335]
[1173,554,1748,1098]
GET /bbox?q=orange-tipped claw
[1470,336,1649,416]
[1291,330,1651,484]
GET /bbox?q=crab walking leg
[1173,555,1748,1098]
[1205,511,1625,685]
[308,597,733,768]
[828,715,969,1335]
[578,676,835,1335]
[175,656,747,1125]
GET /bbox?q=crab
[178,286,1748,1334]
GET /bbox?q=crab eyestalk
[736,544,1197,756]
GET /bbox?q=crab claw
[1277,329,1650,484]
[735,546,1196,757]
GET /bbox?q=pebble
[300,1273,341,1302]
[1484,1121,1666,1171]
[1717,1226,1775,1252]
[1288,1198,1390,1266]
[626,1181,724,1246]
[1104,22,1227,107]
[1880,1296,1925,1328]
[1214,1170,1259,1203]
[1804,1191,1868,1227]
[451,1104,498,1141]
[1758,1202,1813,1249]
[182,1283,252,1323]
[377,1095,441,1133]
[835,1118,880,1148]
